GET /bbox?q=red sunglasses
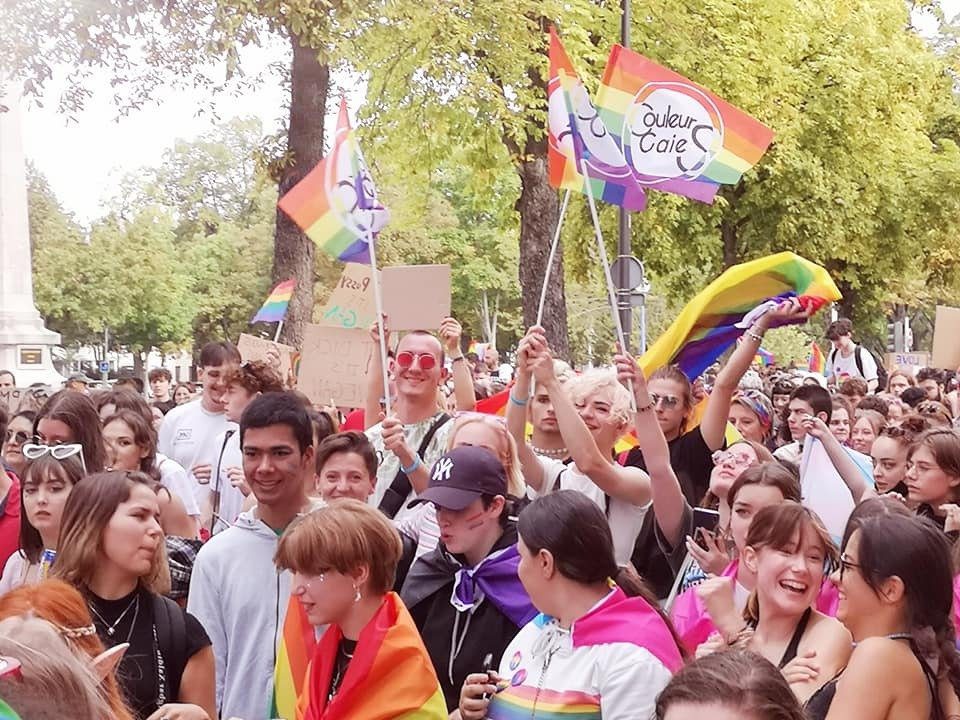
[395,351,438,371]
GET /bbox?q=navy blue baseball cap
[407,445,508,511]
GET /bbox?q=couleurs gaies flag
[638,252,841,381]
[809,341,826,374]
[278,98,389,264]
[548,27,646,211]
[252,279,295,324]
[271,594,316,720]
[596,44,774,204]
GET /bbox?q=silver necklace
[531,444,568,459]
[90,594,140,637]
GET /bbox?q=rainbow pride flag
[270,594,317,720]
[252,279,295,324]
[548,28,646,211]
[754,348,775,367]
[596,44,774,204]
[299,592,446,720]
[278,98,389,264]
[638,253,841,381]
[0,700,20,720]
[809,341,826,374]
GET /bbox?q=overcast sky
[19,2,960,224]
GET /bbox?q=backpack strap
[853,344,866,377]
[152,593,188,703]
[378,413,451,519]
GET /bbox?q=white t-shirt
[155,453,201,518]
[365,413,452,523]
[157,399,229,507]
[536,457,649,566]
[826,346,878,384]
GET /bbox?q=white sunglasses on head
[22,443,87,474]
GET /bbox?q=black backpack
[829,344,887,391]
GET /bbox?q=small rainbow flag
[252,279,295,324]
[755,348,775,367]
[278,98,389,264]
[809,341,826,374]
[638,252,841,381]
[596,45,774,204]
[548,27,646,211]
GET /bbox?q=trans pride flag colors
[278,98,389,264]
[596,44,774,204]
[547,28,646,211]
[252,279,295,324]
[638,252,841,381]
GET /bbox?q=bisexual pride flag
[596,44,774,204]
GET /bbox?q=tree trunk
[517,156,570,360]
[721,218,738,269]
[273,32,329,347]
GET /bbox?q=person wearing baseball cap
[398,446,536,712]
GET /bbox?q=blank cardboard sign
[381,264,451,330]
[297,324,372,407]
[932,305,960,370]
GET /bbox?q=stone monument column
[0,82,63,386]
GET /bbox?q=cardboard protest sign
[237,334,296,385]
[932,306,960,370]
[297,324,372,407]
[381,264,451,331]
[319,263,379,330]
[0,387,48,414]
[885,352,930,376]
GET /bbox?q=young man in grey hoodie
[187,391,321,719]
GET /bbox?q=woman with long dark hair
[458,490,684,720]
[807,512,960,719]
[34,390,107,473]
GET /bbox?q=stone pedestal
[0,83,63,386]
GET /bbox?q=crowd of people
[1,308,960,719]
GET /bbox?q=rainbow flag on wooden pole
[278,97,394,414]
[252,279,296,341]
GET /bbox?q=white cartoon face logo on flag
[326,129,390,242]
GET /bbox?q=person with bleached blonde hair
[507,326,651,566]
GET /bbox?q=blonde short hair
[564,369,633,428]
[275,500,402,595]
[447,414,526,498]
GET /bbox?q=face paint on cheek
[464,510,486,530]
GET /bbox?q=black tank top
[777,607,812,669]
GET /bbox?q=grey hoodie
[187,504,320,719]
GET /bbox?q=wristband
[636,400,655,413]
[401,455,422,474]
[509,393,528,407]
[450,355,465,362]
[745,329,764,343]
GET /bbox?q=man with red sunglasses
[366,322,462,534]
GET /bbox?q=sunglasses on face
[3,430,29,446]
[395,351,438,371]
[711,450,755,467]
[650,393,681,410]
[22,443,87,474]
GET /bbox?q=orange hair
[0,579,133,720]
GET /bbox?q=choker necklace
[89,593,140,637]
[531,444,568,459]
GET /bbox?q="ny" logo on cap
[433,457,454,483]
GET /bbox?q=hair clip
[57,624,97,639]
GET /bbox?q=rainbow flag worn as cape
[271,594,317,720]
[0,700,21,719]
[808,341,826,374]
[298,592,446,720]
[278,98,389,264]
[596,44,774,204]
[548,28,646,211]
[252,279,296,324]
[638,252,841,381]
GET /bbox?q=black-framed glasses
[650,393,680,409]
[839,553,862,579]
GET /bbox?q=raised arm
[527,333,650,506]
[701,298,811,450]
[363,318,389,430]
[505,328,545,492]
[615,351,687,547]
[439,317,476,412]
[801,415,876,503]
